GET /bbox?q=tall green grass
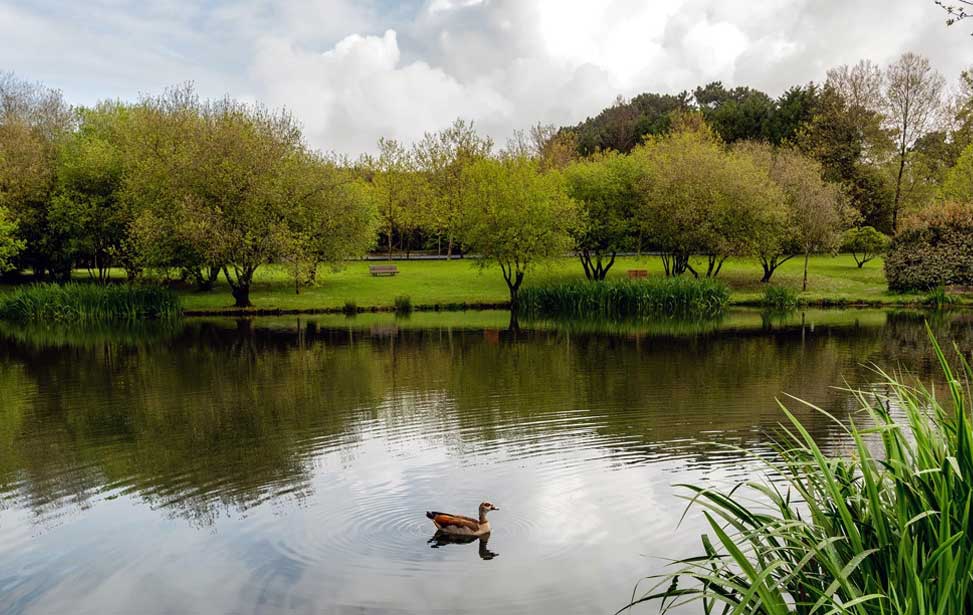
[0,283,181,323]
[519,277,729,319]
[621,328,973,615]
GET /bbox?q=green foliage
[842,225,890,268]
[634,128,787,278]
[458,156,578,305]
[943,143,973,202]
[885,202,973,291]
[622,330,973,615]
[761,285,799,309]
[393,295,412,314]
[342,300,358,315]
[924,285,958,308]
[518,277,729,319]
[0,206,24,271]
[563,151,640,279]
[0,282,180,323]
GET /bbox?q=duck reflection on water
[428,531,499,560]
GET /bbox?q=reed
[761,285,799,310]
[394,295,413,314]
[620,328,973,615]
[0,283,181,323]
[518,277,729,319]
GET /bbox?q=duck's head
[479,501,499,513]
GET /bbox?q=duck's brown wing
[429,513,479,531]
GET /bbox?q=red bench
[627,269,648,279]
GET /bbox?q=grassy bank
[0,255,946,313]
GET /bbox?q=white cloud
[2,0,972,154]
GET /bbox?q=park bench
[627,269,648,279]
[369,264,399,277]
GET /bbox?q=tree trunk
[760,260,773,283]
[802,250,810,292]
[232,285,251,308]
[446,235,453,261]
[388,223,394,261]
[892,149,906,232]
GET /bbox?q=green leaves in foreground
[621,327,973,615]
[0,282,180,323]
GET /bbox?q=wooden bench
[627,269,648,279]
[369,265,399,277]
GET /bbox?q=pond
[0,309,970,614]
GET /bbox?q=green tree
[0,72,75,278]
[563,151,639,280]
[694,82,776,144]
[841,226,890,268]
[360,138,425,261]
[634,127,786,278]
[413,118,493,259]
[0,206,24,271]
[47,102,137,282]
[943,143,973,201]
[458,156,577,308]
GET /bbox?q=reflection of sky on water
[1,308,970,614]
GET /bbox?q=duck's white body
[426,502,498,537]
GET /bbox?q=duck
[425,501,499,537]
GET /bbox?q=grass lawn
[165,254,932,312]
[0,254,942,313]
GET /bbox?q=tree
[47,102,138,282]
[634,127,785,278]
[884,53,946,231]
[413,118,493,259]
[0,72,75,278]
[0,206,24,271]
[943,143,973,201]
[570,92,692,155]
[766,84,819,146]
[694,82,776,144]
[563,151,639,280]
[841,226,890,268]
[458,156,577,308]
[935,0,973,29]
[362,138,425,261]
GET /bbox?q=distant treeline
[1,51,972,307]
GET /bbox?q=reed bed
[0,283,181,323]
[621,328,973,615]
[518,277,729,319]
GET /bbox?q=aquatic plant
[761,285,799,310]
[923,285,958,309]
[394,295,413,314]
[342,300,359,315]
[0,283,180,323]
[621,329,973,614]
[518,277,729,319]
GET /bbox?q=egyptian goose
[425,502,499,537]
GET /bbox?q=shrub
[841,225,890,268]
[393,295,412,314]
[518,277,729,318]
[342,300,358,315]
[885,202,973,291]
[761,285,799,310]
[622,331,973,614]
[924,285,958,309]
[0,283,180,323]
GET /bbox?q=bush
[393,295,412,314]
[841,225,890,268]
[761,285,799,309]
[885,202,973,291]
[342,300,358,315]
[622,331,973,614]
[518,277,729,318]
[0,283,180,323]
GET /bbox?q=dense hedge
[885,203,973,292]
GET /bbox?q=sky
[2,0,971,155]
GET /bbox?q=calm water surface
[1,309,970,614]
